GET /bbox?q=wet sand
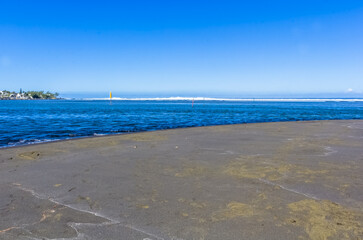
[0,120,362,240]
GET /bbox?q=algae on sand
[287,199,363,240]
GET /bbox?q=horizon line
[72,97,363,102]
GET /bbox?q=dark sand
[0,120,362,240]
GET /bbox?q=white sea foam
[2,139,59,148]
[76,97,363,102]
[93,133,106,136]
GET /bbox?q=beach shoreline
[0,120,362,239]
[2,100,362,149]
[2,119,362,150]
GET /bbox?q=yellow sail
[110,91,112,99]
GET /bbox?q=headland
[0,90,59,100]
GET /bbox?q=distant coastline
[0,90,60,100]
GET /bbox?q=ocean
[1,99,363,148]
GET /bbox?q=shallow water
[0,100,362,148]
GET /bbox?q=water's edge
[1,119,361,150]
[1,100,362,148]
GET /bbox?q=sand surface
[0,120,362,240]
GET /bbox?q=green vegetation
[0,90,60,100]
[26,91,59,99]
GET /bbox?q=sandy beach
[0,120,362,240]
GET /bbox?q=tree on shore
[26,90,58,99]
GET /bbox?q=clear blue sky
[1,0,363,97]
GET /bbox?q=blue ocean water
[0,100,362,148]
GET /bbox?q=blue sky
[1,0,363,98]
